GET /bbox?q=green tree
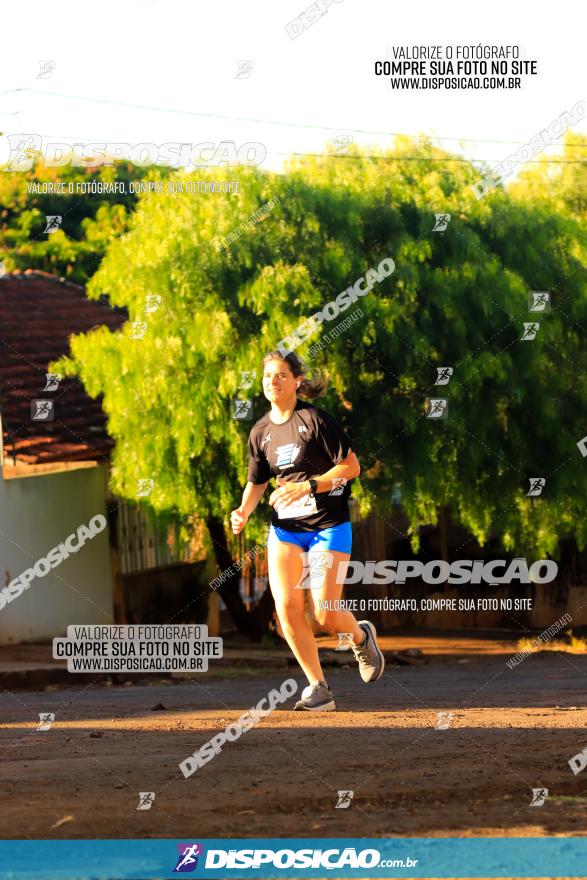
[50,142,587,636]
[0,158,170,283]
[510,133,587,223]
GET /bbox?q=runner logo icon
[335,790,354,808]
[173,843,204,872]
[530,787,548,806]
[529,291,551,312]
[329,477,347,496]
[296,551,334,590]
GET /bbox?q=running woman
[230,351,385,711]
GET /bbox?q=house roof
[0,270,127,465]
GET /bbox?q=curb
[0,649,426,691]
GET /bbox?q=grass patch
[517,629,587,654]
[549,795,587,804]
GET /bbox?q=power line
[14,135,587,166]
[2,87,587,149]
[276,151,587,165]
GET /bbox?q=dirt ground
[2,634,587,846]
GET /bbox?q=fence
[111,501,587,630]
[115,501,203,574]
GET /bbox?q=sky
[0,0,585,174]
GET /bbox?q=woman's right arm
[230,481,269,534]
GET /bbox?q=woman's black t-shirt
[247,399,354,533]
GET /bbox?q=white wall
[0,465,113,643]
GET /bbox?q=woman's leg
[267,535,326,685]
[307,531,385,683]
[307,549,364,642]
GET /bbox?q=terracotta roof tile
[0,270,127,465]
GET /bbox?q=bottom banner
[1,838,587,879]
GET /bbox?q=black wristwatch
[308,478,318,497]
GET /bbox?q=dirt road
[2,646,587,840]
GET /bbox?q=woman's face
[263,358,300,403]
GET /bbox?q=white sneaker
[293,682,336,711]
[352,621,385,682]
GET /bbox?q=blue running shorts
[268,522,352,554]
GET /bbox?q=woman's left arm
[306,450,360,493]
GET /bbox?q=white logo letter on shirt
[275,443,301,469]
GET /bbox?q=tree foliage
[49,140,587,561]
[0,159,170,283]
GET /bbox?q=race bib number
[277,494,318,520]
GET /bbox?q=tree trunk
[251,581,276,632]
[439,506,449,563]
[205,515,269,641]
